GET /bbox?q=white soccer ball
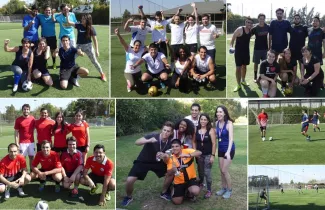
[229,47,235,54]
[35,201,49,210]
[22,80,33,92]
[269,137,273,141]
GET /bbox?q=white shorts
[20,143,35,156]
[59,39,76,48]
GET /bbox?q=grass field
[226,34,325,98]
[249,189,325,210]
[249,124,325,164]
[0,125,115,209]
[111,34,226,98]
[116,125,247,210]
[0,23,109,97]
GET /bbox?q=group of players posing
[121,103,236,206]
[116,3,220,93]
[231,8,325,97]
[0,104,115,206]
[4,4,106,92]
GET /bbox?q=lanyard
[200,129,206,146]
[217,121,227,142]
[159,134,168,152]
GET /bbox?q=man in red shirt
[35,108,55,152]
[257,108,269,141]
[61,136,83,197]
[14,104,35,170]
[80,144,115,206]
[30,140,63,192]
[0,143,31,199]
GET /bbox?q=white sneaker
[13,84,18,92]
[5,188,10,199]
[17,187,25,196]
[71,78,80,87]
[127,87,131,92]
[262,137,265,141]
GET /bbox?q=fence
[0,14,25,23]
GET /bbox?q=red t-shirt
[69,122,89,147]
[60,150,83,173]
[35,118,55,144]
[0,154,26,177]
[53,124,70,148]
[14,116,35,143]
[257,113,268,127]
[32,151,62,171]
[85,156,113,177]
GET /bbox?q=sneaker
[222,189,232,199]
[53,63,57,70]
[90,184,98,195]
[71,77,80,87]
[17,187,25,196]
[39,183,45,192]
[55,184,60,193]
[160,82,166,89]
[13,84,18,92]
[4,188,10,199]
[241,81,249,86]
[233,85,241,92]
[100,73,107,82]
[105,191,111,201]
[160,192,171,201]
[281,87,285,92]
[204,190,212,199]
[262,137,265,141]
[216,188,227,196]
[121,196,133,206]
[127,86,131,92]
[71,188,78,197]
[206,82,214,89]
[263,94,269,98]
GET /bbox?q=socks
[254,71,257,79]
[14,73,21,85]
[262,88,268,95]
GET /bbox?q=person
[65,13,107,81]
[312,110,321,132]
[121,121,174,206]
[14,104,35,170]
[61,137,83,197]
[281,186,284,194]
[301,109,311,141]
[0,143,31,199]
[215,106,235,199]
[257,108,268,141]
[230,17,253,92]
[259,50,280,97]
[30,140,63,192]
[251,13,269,82]
[298,185,303,194]
[35,108,55,152]
[54,35,89,89]
[124,17,151,47]
[307,16,325,66]
[173,119,195,148]
[168,8,187,59]
[171,46,192,89]
[4,38,34,92]
[22,5,39,47]
[115,28,147,92]
[184,3,199,55]
[278,48,299,91]
[80,144,115,206]
[315,184,319,193]
[185,103,201,127]
[259,188,268,205]
[52,112,70,153]
[300,46,324,97]
[194,113,216,198]
[269,8,291,59]
[166,139,201,204]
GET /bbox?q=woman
[194,113,216,198]
[170,46,192,89]
[278,48,299,91]
[32,38,53,86]
[173,118,195,148]
[300,46,324,97]
[259,50,280,98]
[215,105,235,199]
[185,3,199,55]
[115,28,147,92]
[312,110,321,132]
[4,38,34,92]
[52,112,70,153]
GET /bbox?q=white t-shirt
[124,46,145,74]
[169,22,185,45]
[175,59,188,75]
[147,19,172,42]
[195,54,211,73]
[129,26,151,47]
[185,115,199,127]
[142,52,166,74]
[199,24,218,50]
[185,24,198,44]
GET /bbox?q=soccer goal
[253,175,270,210]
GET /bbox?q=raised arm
[135,136,157,146]
[65,12,75,26]
[191,3,199,25]
[23,18,35,32]
[44,46,51,60]
[51,9,59,22]
[124,18,134,32]
[115,28,128,51]
[4,39,19,52]
[139,6,146,19]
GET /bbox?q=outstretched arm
[124,18,134,32]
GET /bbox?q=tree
[1,0,26,15]
[308,179,317,184]
[5,105,17,123]
[34,103,61,118]
[122,9,131,19]
[290,179,294,185]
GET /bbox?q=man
[185,103,201,127]
[230,17,253,92]
[259,188,268,205]
[22,4,39,47]
[308,16,325,65]
[124,17,151,47]
[251,13,269,82]
[315,184,319,193]
[30,140,63,193]
[35,108,55,152]
[80,144,115,206]
[257,108,268,141]
[14,104,35,170]
[269,8,291,59]
[61,137,83,197]
[281,186,284,194]
[0,143,31,199]
[298,185,303,194]
[301,109,311,141]
[121,121,175,207]
[166,139,201,205]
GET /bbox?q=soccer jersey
[147,19,172,42]
[199,24,218,50]
[259,60,280,79]
[61,150,83,173]
[59,47,78,69]
[55,13,77,39]
[53,125,70,148]
[235,27,251,55]
[251,24,269,50]
[35,118,55,144]
[258,113,268,127]
[312,114,319,122]
[302,114,309,126]
[85,156,114,177]
[269,19,291,52]
[129,25,151,47]
[37,14,56,37]
[69,122,89,147]
[169,22,185,45]
[175,59,189,75]
[32,151,62,171]
[142,52,166,74]
[75,23,97,44]
[308,27,325,62]
[22,15,39,42]
[185,24,198,44]
[14,116,35,144]
[195,54,211,73]
[125,46,145,74]
[289,24,308,53]
[302,56,323,76]
[0,154,26,177]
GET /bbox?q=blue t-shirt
[55,13,77,39]
[269,19,291,53]
[312,114,319,122]
[75,23,97,44]
[216,121,235,153]
[37,14,56,37]
[59,47,78,69]
[22,15,39,42]
[302,114,309,126]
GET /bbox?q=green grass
[0,125,115,209]
[116,125,247,210]
[249,124,325,164]
[249,189,325,210]
[0,23,109,97]
[111,33,226,98]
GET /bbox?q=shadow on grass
[0,65,12,73]
[310,138,325,141]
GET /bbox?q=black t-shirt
[308,27,325,59]
[235,26,251,54]
[32,47,47,70]
[260,190,265,197]
[251,24,269,50]
[289,24,308,52]
[136,132,172,163]
[302,55,323,76]
[259,59,280,79]
[280,58,297,72]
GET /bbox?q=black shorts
[173,178,198,198]
[33,68,50,76]
[303,72,324,96]
[45,36,57,50]
[253,50,267,64]
[155,41,168,58]
[39,168,54,181]
[88,172,104,184]
[77,146,88,153]
[0,172,22,186]
[128,160,167,181]
[185,43,198,54]
[260,126,266,131]
[52,147,67,153]
[145,69,167,79]
[301,124,309,132]
[235,52,250,67]
[260,195,267,200]
[60,65,80,81]
[218,150,235,160]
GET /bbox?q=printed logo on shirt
[100,168,104,172]
[154,25,164,30]
[266,66,276,74]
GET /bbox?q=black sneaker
[160,192,171,201]
[121,196,133,206]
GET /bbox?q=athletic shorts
[0,172,22,186]
[194,67,209,76]
[173,178,198,198]
[185,43,198,54]
[52,147,67,153]
[77,146,88,153]
[59,64,80,81]
[20,143,35,156]
[33,68,50,76]
[145,69,167,79]
[128,160,167,181]
[312,120,318,125]
[88,172,104,184]
[301,124,309,132]
[218,150,235,160]
[260,195,267,200]
[253,50,267,64]
[45,36,57,50]
[260,126,267,131]
[39,168,55,181]
[155,41,168,58]
[235,52,250,67]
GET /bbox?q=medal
[200,131,205,146]
[218,123,224,142]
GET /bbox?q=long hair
[82,14,93,39]
[197,113,212,131]
[175,46,190,61]
[278,48,291,71]
[52,112,66,134]
[215,105,234,123]
[174,118,195,136]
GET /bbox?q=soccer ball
[229,47,235,54]
[148,86,158,96]
[283,87,293,97]
[269,137,273,141]
[22,80,33,92]
[35,201,49,210]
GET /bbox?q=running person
[22,5,39,47]
[312,110,321,132]
[173,119,195,149]
[184,3,199,55]
[257,108,268,141]
[185,103,201,127]
[123,17,151,47]
[301,109,311,141]
[259,188,268,205]
[52,112,70,153]
[35,108,55,152]
[278,48,299,91]
[298,185,303,194]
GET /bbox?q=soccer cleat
[121,196,133,206]
[71,77,80,87]
[222,189,232,199]
[204,190,212,199]
[90,184,98,195]
[55,184,60,193]
[13,84,18,92]
[100,73,107,82]
[4,187,10,199]
[105,191,111,201]
[160,192,171,201]
[53,63,57,70]
[241,81,249,86]
[160,82,166,89]
[233,85,241,92]
[216,188,227,196]
[17,187,25,196]
[127,86,131,92]
[71,188,78,197]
